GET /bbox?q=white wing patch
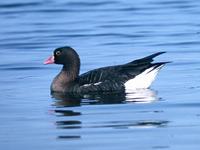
[124,65,164,93]
[83,82,102,87]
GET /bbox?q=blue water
[1,0,200,149]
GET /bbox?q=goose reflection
[125,89,157,103]
[52,89,158,140]
[53,98,82,140]
[52,88,158,107]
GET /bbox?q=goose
[44,46,167,94]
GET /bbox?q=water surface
[1,0,200,149]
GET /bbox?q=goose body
[44,46,167,94]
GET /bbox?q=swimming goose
[44,46,167,94]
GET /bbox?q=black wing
[78,52,167,86]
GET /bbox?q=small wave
[0,64,44,71]
[0,2,42,8]
[65,1,117,7]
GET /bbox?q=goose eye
[56,51,61,56]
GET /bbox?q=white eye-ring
[56,51,61,56]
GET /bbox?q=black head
[53,46,80,66]
[44,46,80,75]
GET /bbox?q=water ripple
[0,2,42,8]
[65,1,118,7]
[0,61,45,70]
